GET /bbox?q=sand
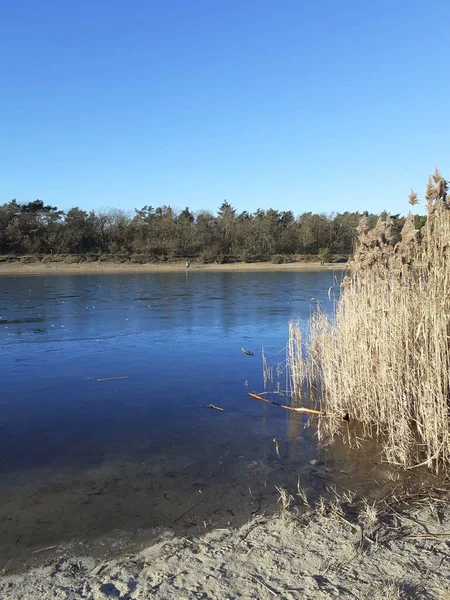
[0,261,346,276]
[2,500,449,600]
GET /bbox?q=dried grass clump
[370,583,407,600]
[275,485,294,512]
[288,169,450,471]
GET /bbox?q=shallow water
[0,270,402,569]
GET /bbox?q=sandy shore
[0,261,346,276]
[2,500,449,600]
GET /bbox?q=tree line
[0,199,426,263]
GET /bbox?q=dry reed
[288,169,450,471]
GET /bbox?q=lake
[0,269,386,569]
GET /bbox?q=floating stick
[201,404,224,411]
[248,392,348,420]
[31,545,58,554]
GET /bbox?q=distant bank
[0,259,347,276]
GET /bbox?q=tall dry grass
[288,169,450,471]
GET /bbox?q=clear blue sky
[1,0,449,217]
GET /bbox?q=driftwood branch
[248,392,348,420]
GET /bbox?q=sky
[1,0,450,217]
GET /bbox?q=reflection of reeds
[288,170,450,471]
[262,346,273,391]
[262,347,288,394]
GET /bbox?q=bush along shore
[0,251,347,267]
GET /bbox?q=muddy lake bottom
[0,271,428,572]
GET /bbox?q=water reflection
[0,271,340,341]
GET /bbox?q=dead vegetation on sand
[2,485,450,599]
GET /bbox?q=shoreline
[0,260,347,276]
[1,500,449,599]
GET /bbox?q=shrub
[239,251,252,263]
[199,249,218,264]
[318,248,334,263]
